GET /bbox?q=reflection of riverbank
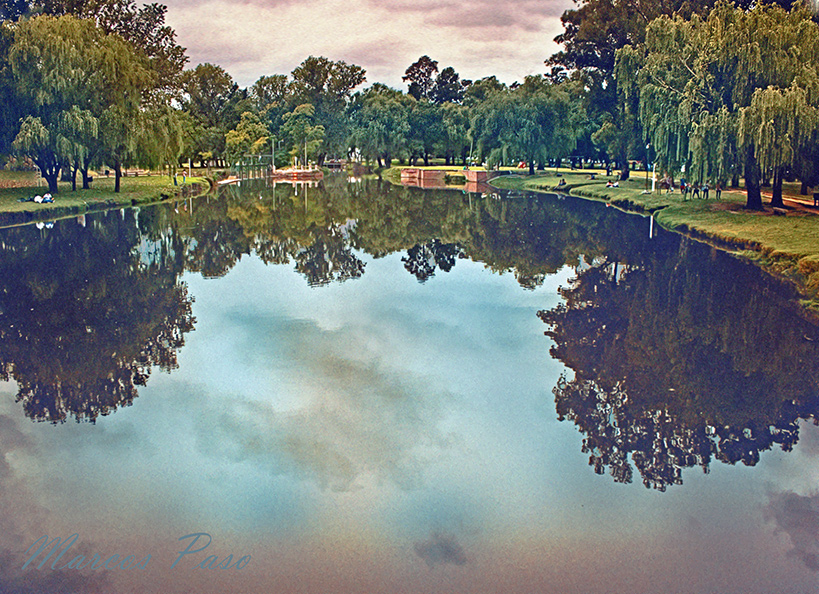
[493,172,819,314]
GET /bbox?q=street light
[271,138,284,171]
[645,143,650,192]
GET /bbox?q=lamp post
[271,138,284,171]
[645,143,650,192]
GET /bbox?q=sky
[163,0,572,90]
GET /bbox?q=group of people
[679,179,722,200]
[18,192,53,203]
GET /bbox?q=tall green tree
[403,55,438,101]
[281,103,325,166]
[179,62,248,165]
[33,0,187,93]
[349,84,409,167]
[9,15,152,192]
[289,56,365,162]
[470,77,576,174]
[407,99,443,166]
[549,0,742,179]
[619,2,819,209]
[225,111,269,164]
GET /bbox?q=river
[0,176,818,593]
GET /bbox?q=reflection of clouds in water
[767,491,819,571]
[0,413,112,594]
[414,531,468,568]
[194,330,452,491]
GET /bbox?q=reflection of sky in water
[2,252,819,593]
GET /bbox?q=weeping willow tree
[740,82,819,207]
[469,78,576,173]
[8,15,155,193]
[135,102,185,176]
[616,1,819,210]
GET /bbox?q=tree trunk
[70,164,78,192]
[44,170,59,194]
[114,158,122,193]
[801,179,809,195]
[35,154,60,193]
[770,167,784,208]
[529,160,535,176]
[619,159,630,181]
[423,153,429,167]
[81,167,92,190]
[744,145,762,210]
[731,173,739,188]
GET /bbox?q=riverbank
[0,171,211,228]
[490,171,819,310]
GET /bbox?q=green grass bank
[0,171,211,228]
[490,170,819,310]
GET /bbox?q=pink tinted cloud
[165,0,567,88]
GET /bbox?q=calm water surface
[1,177,819,593]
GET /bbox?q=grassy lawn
[0,170,209,226]
[491,168,819,307]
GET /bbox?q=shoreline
[0,175,213,229]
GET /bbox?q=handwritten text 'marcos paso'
[22,532,251,571]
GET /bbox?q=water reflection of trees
[209,181,819,490]
[402,240,462,283]
[0,211,195,422]
[540,235,819,490]
[6,176,819,467]
[211,178,617,288]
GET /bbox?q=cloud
[413,531,468,568]
[767,491,819,571]
[165,0,565,87]
[190,316,454,491]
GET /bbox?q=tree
[549,0,740,179]
[289,56,365,161]
[430,66,465,104]
[463,75,506,107]
[281,103,325,166]
[26,0,187,88]
[407,99,443,166]
[8,15,152,192]
[469,78,576,174]
[225,111,269,164]
[179,63,247,165]
[0,0,28,20]
[619,2,819,209]
[135,102,184,174]
[251,74,289,113]
[403,55,438,100]
[439,103,469,165]
[739,83,819,207]
[349,84,410,167]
